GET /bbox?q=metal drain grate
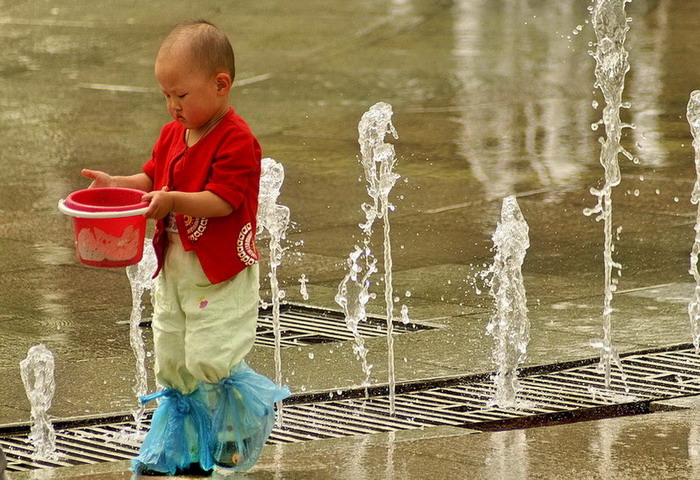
[3,345,700,472]
[136,304,432,348]
[254,304,431,348]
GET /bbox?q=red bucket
[58,188,149,268]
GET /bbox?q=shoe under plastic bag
[203,361,291,472]
[131,387,213,475]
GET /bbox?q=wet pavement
[2,0,700,478]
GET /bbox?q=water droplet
[405,290,411,297]
[592,100,599,109]
[633,189,640,197]
[655,189,660,195]
[674,197,680,202]
[308,353,315,360]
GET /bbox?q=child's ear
[215,73,232,94]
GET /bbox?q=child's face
[155,49,225,132]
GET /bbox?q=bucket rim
[64,187,148,212]
[58,199,149,219]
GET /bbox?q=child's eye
[178,94,187,99]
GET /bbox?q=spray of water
[686,90,700,352]
[258,157,291,419]
[298,274,310,301]
[125,238,157,433]
[583,0,635,390]
[19,344,58,461]
[335,245,376,390]
[485,196,530,408]
[357,102,400,414]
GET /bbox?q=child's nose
[167,97,182,112]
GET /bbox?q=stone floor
[2,0,700,478]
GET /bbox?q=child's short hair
[162,20,236,81]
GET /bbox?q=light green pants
[152,236,259,394]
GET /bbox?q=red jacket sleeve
[205,129,262,210]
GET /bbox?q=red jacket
[143,107,261,284]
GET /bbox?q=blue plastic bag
[131,388,213,475]
[203,361,291,472]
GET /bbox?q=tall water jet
[258,157,290,418]
[686,90,700,352]
[19,344,57,461]
[583,0,635,389]
[486,196,530,408]
[357,102,400,414]
[125,238,157,432]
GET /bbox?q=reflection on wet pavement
[1,0,700,478]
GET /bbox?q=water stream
[686,90,700,352]
[124,238,157,434]
[486,196,530,408]
[583,0,635,390]
[336,245,376,390]
[19,344,57,461]
[356,102,400,414]
[258,157,291,419]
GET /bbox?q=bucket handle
[58,199,149,219]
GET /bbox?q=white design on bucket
[77,225,140,262]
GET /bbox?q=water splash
[298,274,309,301]
[485,196,530,408]
[357,102,400,414]
[400,304,410,325]
[686,90,700,352]
[258,157,290,420]
[583,0,634,390]
[19,344,57,461]
[125,238,157,433]
[336,245,376,389]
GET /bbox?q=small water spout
[125,238,157,433]
[258,157,291,421]
[298,274,309,301]
[686,90,700,353]
[583,0,635,389]
[486,196,530,408]
[19,344,58,461]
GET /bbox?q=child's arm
[81,169,153,191]
[141,189,233,220]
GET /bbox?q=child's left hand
[142,187,174,219]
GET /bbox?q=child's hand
[142,188,174,219]
[81,169,115,188]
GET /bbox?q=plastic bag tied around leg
[205,362,291,472]
[131,388,214,475]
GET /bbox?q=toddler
[82,19,289,476]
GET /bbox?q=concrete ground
[2,0,700,478]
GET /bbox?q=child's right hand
[81,169,115,188]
